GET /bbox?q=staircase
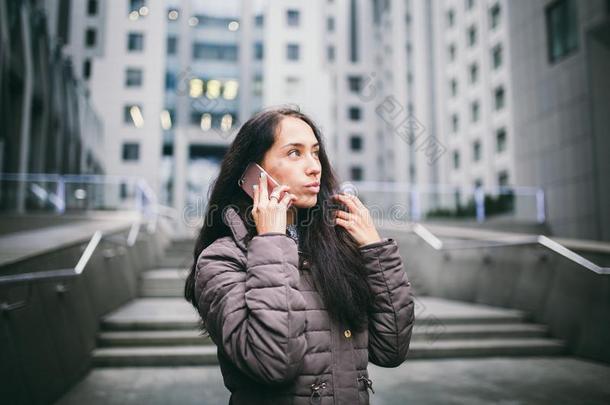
[91,239,566,367]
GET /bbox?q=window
[348,106,361,121]
[545,0,579,63]
[490,4,501,29]
[123,104,143,125]
[286,9,300,26]
[450,78,458,97]
[129,0,145,14]
[474,178,483,189]
[83,59,92,80]
[85,28,96,47]
[496,128,507,153]
[254,14,264,27]
[125,68,143,87]
[451,114,459,133]
[87,0,98,16]
[467,25,477,47]
[193,43,238,61]
[348,76,362,93]
[492,45,502,69]
[497,171,509,186]
[327,45,335,62]
[350,135,363,151]
[471,100,480,122]
[473,140,481,161]
[254,42,263,60]
[469,63,478,84]
[327,16,335,32]
[448,43,456,61]
[494,86,505,110]
[286,43,300,61]
[165,72,176,90]
[127,32,144,51]
[350,166,363,181]
[167,36,177,55]
[465,0,475,10]
[122,143,140,161]
[453,150,460,169]
[447,9,455,27]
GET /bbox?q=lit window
[200,113,211,130]
[223,80,239,100]
[221,114,233,132]
[189,78,203,98]
[206,80,221,99]
[124,104,144,128]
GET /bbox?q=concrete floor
[56,356,610,405]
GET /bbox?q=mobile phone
[238,162,289,204]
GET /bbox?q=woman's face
[260,116,322,208]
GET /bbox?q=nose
[306,155,321,177]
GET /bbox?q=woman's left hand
[331,193,382,247]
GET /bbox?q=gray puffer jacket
[194,207,415,404]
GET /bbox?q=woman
[184,107,415,404]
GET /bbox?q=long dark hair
[184,106,373,332]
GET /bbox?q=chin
[294,196,317,208]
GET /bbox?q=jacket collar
[223,206,249,252]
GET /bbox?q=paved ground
[55,356,610,404]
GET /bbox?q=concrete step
[411,323,549,340]
[139,269,187,298]
[92,346,218,367]
[407,338,566,359]
[91,338,566,367]
[101,298,199,331]
[159,256,192,268]
[98,330,212,347]
[98,323,550,347]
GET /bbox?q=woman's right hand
[252,172,296,235]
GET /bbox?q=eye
[288,149,301,157]
[313,149,320,157]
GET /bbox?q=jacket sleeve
[194,233,308,384]
[359,237,415,367]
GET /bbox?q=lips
[304,181,320,193]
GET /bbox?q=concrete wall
[387,227,610,364]
[0,225,169,405]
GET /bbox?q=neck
[286,206,297,226]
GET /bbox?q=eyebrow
[281,142,320,149]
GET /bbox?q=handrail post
[536,188,546,223]
[56,176,66,214]
[475,187,485,223]
[410,186,421,222]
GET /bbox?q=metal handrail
[0,222,145,313]
[411,223,610,275]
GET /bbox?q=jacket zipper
[309,380,327,404]
[357,375,375,394]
